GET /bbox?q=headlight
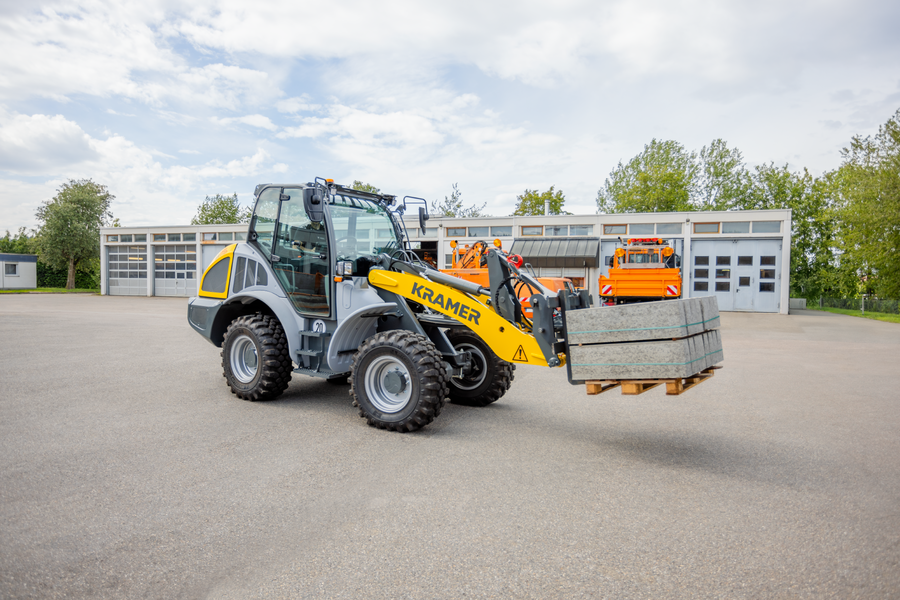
[338,261,353,276]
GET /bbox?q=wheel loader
[188,179,722,432]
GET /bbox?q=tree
[35,179,114,289]
[828,108,900,298]
[0,228,38,254]
[431,183,487,217]
[191,193,250,225]
[696,139,752,211]
[597,139,697,213]
[351,180,381,194]
[512,185,568,216]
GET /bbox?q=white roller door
[689,239,782,312]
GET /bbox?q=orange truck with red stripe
[599,238,682,305]
[442,239,576,317]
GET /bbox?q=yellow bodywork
[368,269,555,367]
[197,244,237,300]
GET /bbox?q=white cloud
[210,114,278,131]
[276,96,319,114]
[0,111,98,174]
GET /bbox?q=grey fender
[219,289,305,362]
[326,302,397,373]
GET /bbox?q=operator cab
[248,183,403,317]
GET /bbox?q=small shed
[0,253,38,289]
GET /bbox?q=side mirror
[418,206,429,236]
[303,188,324,222]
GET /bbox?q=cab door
[251,186,332,316]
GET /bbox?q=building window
[546,225,567,236]
[107,235,118,242]
[5,263,18,276]
[120,234,133,243]
[717,256,731,265]
[419,228,437,238]
[694,281,708,292]
[446,227,466,237]
[468,226,489,237]
[694,269,708,279]
[522,226,542,236]
[182,233,196,242]
[570,224,593,236]
[716,269,731,279]
[752,221,781,233]
[107,245,148,281]
[234,232,247,241]
[737,256,753,266]
[722,222,750,234]
[695,256,709,265]
[444,254,453,267]
[219,232,234,241]
[604,224,626,235]
[153,234,166,241]
[154,245,197,280]
[694,223,719,234]
[491,226,512,237]
[760,256,776,266]
[760,269,775,280]
[203,233,217,242]
[134,234,147,242]
[656,223,682,234]
[760,282,775,292]
[739,277,750,286]
[168,233,181,242]
[715,282,730,292]
[629,223,654,235]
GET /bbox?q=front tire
[446,329,515,407]
[350,331,448,432]
[221,314,293,401]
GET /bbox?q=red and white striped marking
[601,284,612,295]
[666,285,679,296]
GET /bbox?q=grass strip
[807,306,900,324]
[0,288,100,294]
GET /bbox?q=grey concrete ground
[1,296,898,599]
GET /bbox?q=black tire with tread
[446,329,515,407]
[350,331,449,432]
[221,314,293,401]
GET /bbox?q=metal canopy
[508,237,600,268]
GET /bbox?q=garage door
[107,246,147,296]
[689,239,782,312]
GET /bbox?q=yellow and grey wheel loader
[188,179,721,432]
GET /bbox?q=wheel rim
[230,334,259,384]
[364,355,413,414]
[452,342,488,391]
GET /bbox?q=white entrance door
[691,239,781,312]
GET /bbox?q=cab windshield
[627,250,660,264]
[329,194,400,265]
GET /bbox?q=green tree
[0,228,38,254]
[35,179,114,289]
[431,183,487,217]
[828,109,900,298]
[597,139,697,213]
[512,185,568,216]
[191,193,250,225]
[696,139,752,211]
[351,180,381,194]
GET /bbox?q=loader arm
[367,268,555,367]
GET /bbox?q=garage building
[100,208,791,314]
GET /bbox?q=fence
[818,298,900,314]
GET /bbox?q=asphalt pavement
[1,296,898,599]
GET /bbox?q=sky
[1,0,899,234]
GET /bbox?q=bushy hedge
[37,262,97,289]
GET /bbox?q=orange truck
[442,240,576,316]
[599,238,682,305]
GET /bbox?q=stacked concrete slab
[566,296,723,381]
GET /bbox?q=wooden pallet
[584,366,721,397]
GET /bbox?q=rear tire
[350,331,448,432]
[445,329,515,407]
[221,314,292,401]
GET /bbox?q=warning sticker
[512,345,528,362]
